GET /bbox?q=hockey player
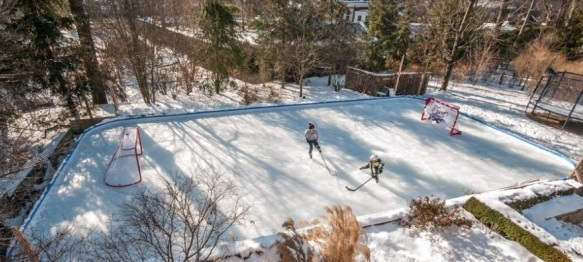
[360,154,384,183]
[304,122,321,159]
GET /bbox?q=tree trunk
[473,0,507,86]
[439,0,476,91]
[394,54,405,94]
[555,0,575,27]
[107,81,120,116]
[124,0,151,104]
[441,61,456,91]
[299,76,304,97]
[68,0,108,104]
[514,0,536,47]
[280,30,286,90]
[495,0,508,29]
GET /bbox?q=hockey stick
[346,176,374,191]
[319,151,336,176]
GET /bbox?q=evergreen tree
[556,5,583,60]
[68,0,108,104]
[357,0,405,71]
[253,0,298,89]
[199,0,244,94]
[8,0,80,116]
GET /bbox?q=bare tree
[318,0,356,89]
[554,0,579,27]
[514,0,537,48]
[286,0,322,97]
[468,0,509,85]
[255,0,353,97]
[8,226,88,262]
[90,170,250,261]
[177,55,199,96]
[94,0,155,104]
[420,0,485,91]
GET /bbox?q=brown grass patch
[512,32,583,91]
[274,205,370,262]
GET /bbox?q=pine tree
[9,0,80,116]
[199,0,244,95]
[556,5,583,60]
[251,0,291,88]
[357,0,405,71]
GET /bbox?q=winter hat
[308,122,315,129]
[370,154,379,162]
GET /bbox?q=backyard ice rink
[22,97,575,241]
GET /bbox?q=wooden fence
[70,117,110,134]
[345,67,430,96]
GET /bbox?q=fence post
[417,73,426,95]
[521,75,529,91]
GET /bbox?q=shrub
[237,84,260,105]
[266,84,281,103]
[305,205,370,262]
[275,205,370,262]
[464,197,571,262]
[404,196,472,232]
[274,218,316,262]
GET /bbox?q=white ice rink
[22,97,574,241]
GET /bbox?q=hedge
[463,197,571,262]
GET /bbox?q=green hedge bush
[463,197,571,262]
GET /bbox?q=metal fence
[525,69,583,128]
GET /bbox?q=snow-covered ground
[9,76,583,261]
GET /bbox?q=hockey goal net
[421,97,462,136]
[104,127,143,187]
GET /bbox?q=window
[357,15,362,22]
[346,15,350,21]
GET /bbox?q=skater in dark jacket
[360,154,384,183]
[304,122,321,158]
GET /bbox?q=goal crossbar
[421,97,462,136]
[104,127,143,187]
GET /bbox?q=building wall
[344,1,369,24]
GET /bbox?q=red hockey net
[104,127,143,187]
[421,97,462,136]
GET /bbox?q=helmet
[308,122,315,129]
[370,154,379,162]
